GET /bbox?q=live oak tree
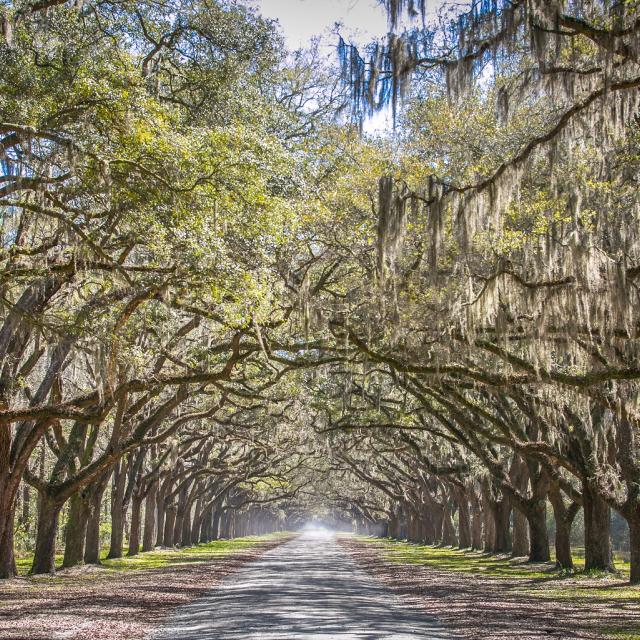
[0,0,319,577]
[3,0,640,595]
[279,0,640,583]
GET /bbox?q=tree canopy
[2,0,640,595]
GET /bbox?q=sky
[249,0,395,131]
[252,0,389,49]
[248,1,443,132]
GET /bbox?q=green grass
[15,553,64,575]
[101,536,283,572]
[355,536,554,578]
[355,536,633,584]
[354,536,640,639]
[14,533,290,577]
[532,580,640,601]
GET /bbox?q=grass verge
[348,536,640,640]
[2,533,293,640]
[354,536,633,585]
[14,533,289,577]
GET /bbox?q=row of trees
[294,0,640,583]
[0,0,338,576]
[3,0,640,592]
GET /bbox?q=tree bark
[388,509,400,539]
[107,460,129,559]
[156,495,166,547]
[142,484,157,552]
[191,496,204,545]
[220,509,231,538]
[163,504,176,546]
[481,481,496,552]
[229,509,236,538]
[0,487,18,578]
[629,516,640,585]
[155,474,173,547]
[172,484,188,547]
[470,491,483,550]
[181,502,194,547]
[62,491,90,568]
[431,503,444,544]
[455,488,472,549]
[407,508,420,542]
[199,504,213,543]
[84,474,109,565]
[583,482,615,572]
[20,484,30,529]
[511,506,530,557]
[526,500,550,562]
[442,501,457,546]
[210,507,221,541]
[84,503,101,564]
[31,494,62,575]
[492,499,512,552]
[548,484,579,570]
[128,495,142,556]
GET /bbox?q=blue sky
[250,0,396,131]
[253,0,389,49]
[249,1,443,132]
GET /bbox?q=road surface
[155,530,453,639]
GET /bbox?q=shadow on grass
[344,537,640,640]
[358,536,632,586]
[1,534,292,640]
[14,533,288,576]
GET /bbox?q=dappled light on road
[155,532,453,639]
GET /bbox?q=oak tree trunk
[583,482,615,572]
[84,477,109,565]
[628,516,640,585]
[128,495,142,556]
[163,504,176,546]
[455,489,472,549]
[210,507,221,541]
[548,484,579,570]
[526,500,550,562]
[191,496,204,545]
[493,499,512,553]
[156,496,166,547]
[31,495,62,575]
[181,500,193,547]
[107,461,129,559]
[142,484,157,552]
[388,510,400,539]
[442,502,457,546]
[62,491,90,568]
[0,487,17,578]
[470,496,483,550]
[511,506,530,557]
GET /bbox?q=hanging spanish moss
[383,0,427,31]
[376,176,406,279]
[340,0,640,120]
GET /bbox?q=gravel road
[155,530,453,639]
